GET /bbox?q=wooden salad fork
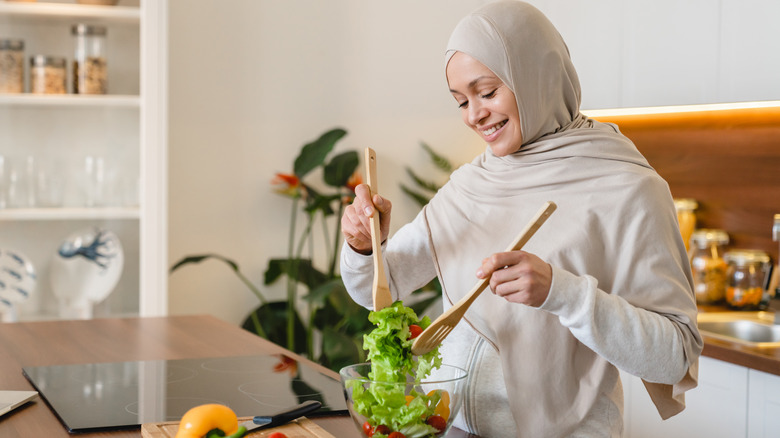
[365,148,393,311]
[411,201,557,356]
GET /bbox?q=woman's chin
[488,143,521,157]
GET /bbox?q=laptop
[0,391,38,417]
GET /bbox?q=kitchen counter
[697,306,780,376]
[0,315,477,438]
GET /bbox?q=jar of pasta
[30,55,67,94]
[72,24,107,94]
[0,39,24,94]
[690,229,729,305]
[724,249,771,310]
[674,198,697,252]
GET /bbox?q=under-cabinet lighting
[582,100,780,118]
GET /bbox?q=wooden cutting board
[141,417,335,438]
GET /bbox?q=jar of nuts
[0,39,25,94]
[690,229,729,305]
[30,55,67,94]
[724,249,771,310]
[72,24,107,94]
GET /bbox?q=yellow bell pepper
[174,404,247,438]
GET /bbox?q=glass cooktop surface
[22,354,347,433]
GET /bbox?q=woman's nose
[467,101,488,126]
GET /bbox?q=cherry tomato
[388,432,406,438]
[267,433,288,438]
[376,425,392,435]
[426,414,447,432]
[362,420,374,437]
[408,324,423,339]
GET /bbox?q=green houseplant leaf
[323,150,359,187]
[294,128,348,178]
[241,301,308,355]
[264,258,329,291]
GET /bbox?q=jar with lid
[689,229,729,305]
[674,198,698,253]
[72,24,107,94]
[0,39,24,94]
[724,249,772,310]
[30,55,67,94]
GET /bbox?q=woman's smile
[481,119,508,138]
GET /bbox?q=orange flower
[272,355,298,376]
[346,172,362,193]
[272,173,301,198]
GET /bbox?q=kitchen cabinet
[747,369,780,438]
[621,356,749,438]
[0,0,167,320]
[528,0,780,109]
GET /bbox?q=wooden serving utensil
[411,201,557,356]
[365,147,393,311]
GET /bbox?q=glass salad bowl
[339,363,468,438]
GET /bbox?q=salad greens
[348,301,445,438]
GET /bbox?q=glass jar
[690,229,729,305]
[30,55,67,94]
[674,198,697,252]
[0,39,25,94]
[72,24,107,94]
[724,249,771,310]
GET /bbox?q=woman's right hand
[341,183,392,255]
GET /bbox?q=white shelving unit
[0,0,167,320]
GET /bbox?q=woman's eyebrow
[449,76,495,94]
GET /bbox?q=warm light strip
[582,100,780,118]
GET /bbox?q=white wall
[168,0,488,324]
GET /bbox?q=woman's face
[446,52,522,157]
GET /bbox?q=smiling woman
[339,1,702,436]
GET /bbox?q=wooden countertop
[697,306,780,376]
[0,315,478,438]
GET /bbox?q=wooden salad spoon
[365,147,393,311]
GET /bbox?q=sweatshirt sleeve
[340,211,438,310]
[539,266,695,384]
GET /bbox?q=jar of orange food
[724,249,771,310]
[674,198,697,253]
[690,229,729,305]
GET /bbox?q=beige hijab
[425,0,702,433]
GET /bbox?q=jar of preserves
[674,198,697,252]
[72,24,107,94]
[0,39,24,94]
[690,229,729,305]
[30,55,67,94]
[724,249,771,310]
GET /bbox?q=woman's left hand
[476,250,552,307]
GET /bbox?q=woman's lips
[480,120,507,141]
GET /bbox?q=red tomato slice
[376,425,392,435]
[362,420,374,437]
[426,414,447,432]
[408,324,423,339]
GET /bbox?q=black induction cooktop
[22,354,347,433]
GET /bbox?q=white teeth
[482,120,506,136]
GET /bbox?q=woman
[340,1,702,436]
